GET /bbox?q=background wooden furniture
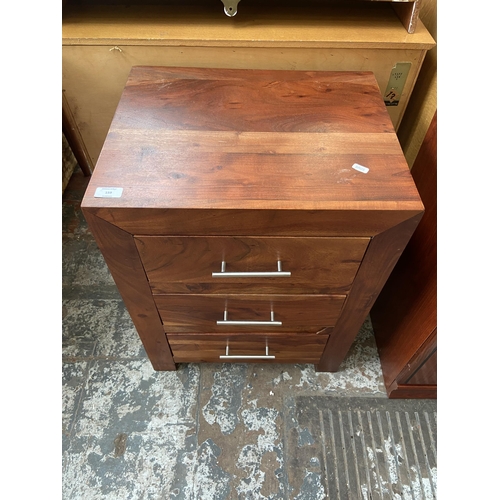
[62,92,93,176]
[389,0,422,34]
[62,132,77,193]
[62,0,435,171]
[398,0,437,168]
[220,0,423,33]
[81,66,423,372]
[370,111,437,398]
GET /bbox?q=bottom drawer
[167,333,329,364]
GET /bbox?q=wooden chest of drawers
[81,66,424,372]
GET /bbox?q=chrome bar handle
[220,345,275,360]
[217,310,282,326]
[212,260,291,278]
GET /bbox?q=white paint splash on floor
[235,407,284,499]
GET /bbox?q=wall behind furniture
[397,0,437,168]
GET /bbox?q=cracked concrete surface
[62,169,435,499]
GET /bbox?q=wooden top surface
[82,66,423,212]
[62,1,435,49]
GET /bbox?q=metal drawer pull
[220,345,276,360]
[212,260,291,278]
[217,310,282,326]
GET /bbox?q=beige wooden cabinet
[62,0,435,172]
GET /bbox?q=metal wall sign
[384,62,412,106]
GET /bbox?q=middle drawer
[135,236,369,294]
[155,294,346,333]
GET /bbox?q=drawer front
[135,236,369,294]
[167,333,329,364]
[156,294,345,333]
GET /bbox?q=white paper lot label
[352,163,369,174]
[94,187,123,198]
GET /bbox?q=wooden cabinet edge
[317,211,423,372]
[82,209,176,370]
[80,207,424,237]
[386,384,437,399]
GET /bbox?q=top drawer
[135,236,369,294]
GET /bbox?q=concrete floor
[62,168,437,499]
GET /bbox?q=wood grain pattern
[406,348,437,386]
[393,327,437,386]
[82,67,423,214]
[87,143,420,210]
[112,70,395,133]
[134,236,369,294]
[82,210,176,370]
[90,207,422,237]
[317,212,423,372]
[167,333,328,364]
[155,294,346,333]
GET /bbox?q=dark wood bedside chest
[81,66,423,372]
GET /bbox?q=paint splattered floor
[62,168,437,499]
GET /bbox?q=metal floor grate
[286,397,437,500]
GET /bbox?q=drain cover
[286,397,437,499]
